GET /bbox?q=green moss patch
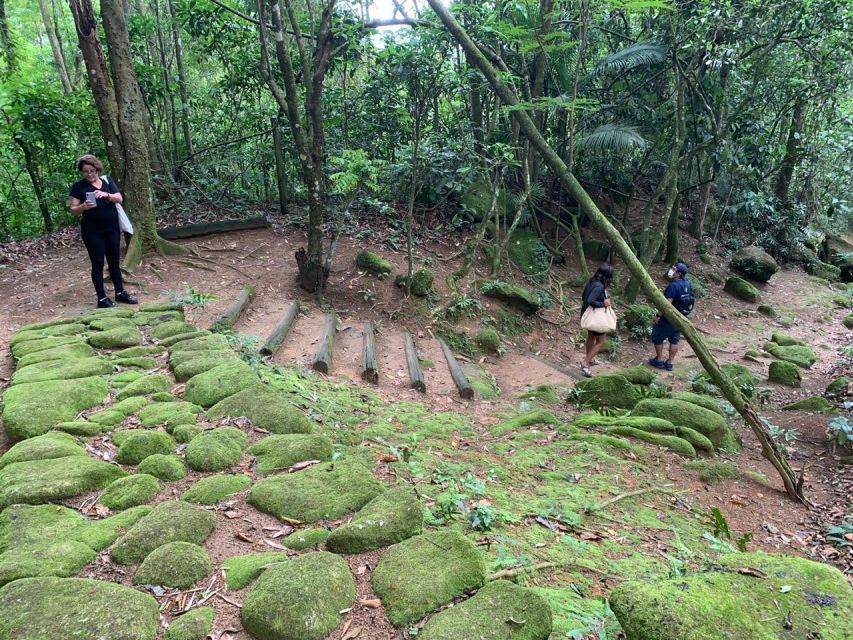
[159,330,210,348]
[116,373,173,400]
[631,398,734,450]
[134,541,211,588]
[73,506,153,551]
[479,279,543,315]
[16,341,95,367]
[113,345,165,358]
[782,396,835,412]
[610,552,853,640]
[110,500,216,565]
[327,486,422,554]
[112,395,152,416]
[140,301,184,312]
[395,268,434,296]
[151,320,198,340]
[770,332,806,347]
[164,607,214,640]
[606,426,696,457]
[768,360,802,387]
[0,540,95,586]
[248,460,384,524]
[373,529,487,627]
[181,474,252,504]
[2,376,109,441]
[136,454,186,481]
[99,474,161,510]
[615,365,657,385]
[207,383,312,434]
[54,420,106,436]
[172,351,240,382]
[11,335,86,360]
[173,425,202,443]
[0,577,159,640]
[281,527,330,550]
[0,431,85,471]
[110,370,143,388]
[419,580,552,640]
[566,433,645,454]
[766,343,817,368]
[113,356,159,369]
[185,427,247,472]
[184,360,258,407]
[723,276,760,302]
[89,317,137,332]
[475,328,501,354]
[826,376,849,395]
[669,391,725,416]
[241,552,356,640]
[730,246,778,283]
[356,250,392,277]
[138,401,201,429]
[169,333,230,353]
[116,431,177,465]
[222,552,288,590]
[575,374,639,410]
[247,434,333,475]
[10,356,110,386]
[88,325,144,348]
[575,414,712,453]
[683,460,740,484]
[517,384,559,403]
[10,322,87,345]
[492,409,558,437]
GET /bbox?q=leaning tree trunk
[39,0,73,93]
[15,137,52,232]
[775,99,807,210]
[426,0,804,503]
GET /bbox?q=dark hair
[76,154,103,173]
[593,263,614,286]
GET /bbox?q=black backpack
[675,281,695,315]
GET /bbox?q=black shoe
[115,291,138,304]
[97,297,116,308]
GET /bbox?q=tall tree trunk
[151,0,178,166]
[167,0,193,158]
[0,0,16,76]
[39,0,73,93]
[774,98,807,210]
[271,115,287,214]
[665,191,681,264]
[426,0,804,504]
[15,137,52,233]
[405,115,421,295]
[691,154,713,238]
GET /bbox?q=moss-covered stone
[159,330,210,348]
[116,373,173,400]
[517,384,559,403]
[0,455,127,509]
[0,539,96,586]
[164,607,214,640]
[138,401,201,429]
[248,460,384,524]
[10,334,85,360]
[327,486,422,554]
[134,541,211,588]
[0,577,159,640]
[16,341,95,367]
[173,351,240,382]
[10,323,87,346]
[16,317,79,332]
[151,392,176,402]
[730,246,779,283]
[206,383,311,433]
[113,356,159,369]
[770,332,805,347]
[669,391,725,416]
[173,424,202,443]
[768,360,802,386]
[683,460,740,484]
[247,434,333,475]
[419,579,552,640]
[395,268,434,296]
[74,506,153,551]
[116,431,177,465]
[89,316,137,332]
[151,320,197,340]
[631,398,734,449]
[181,474,251,504]
[565,433,645,454]
[475,327,501,354]
[185,427,247,472]
[110,500,216,565]
[54,420,106,436]
[615,365,657,385]
[606,426,696,457]
[782,396,835,412]
[112,395,152,416]
[575,414,713,453]
[281,527,330,550]
[100,474,161,510]
[2,376,109,441]
[134,455,184,481]
[114,345,166,358]
[479,279,543,315]
[807,259,841,282]
[169,333,229,353]
[0,431,85,471]
[140,301,185,312]
[80,307,135,322]
[11,356,111,386]
[242,552,356,640]
[756,304,776,318]
[724,276,760,302]
[766,343,817,368]
[373,529,487,628]
[132,310,184,326]
[575,374,639,410]
[111,370,144,388]
[183,360,258,408]
[491,409,558,436]
[610,552,853,640]
[355,250,392,277]
[222,552,289,590]
[826,375,849,395]
[88,325,144,348]
[87,408,127,427]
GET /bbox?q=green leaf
[780,585,792,593]
[577,124,647,153]
[595,42,668,74]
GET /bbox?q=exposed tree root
[584,487,676,514]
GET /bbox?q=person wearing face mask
[648,261,694,371]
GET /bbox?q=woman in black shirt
[579,263,614,377]
[69,155,137,308]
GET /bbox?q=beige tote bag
[580,293,617,334]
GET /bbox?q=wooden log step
[312,312,337,374]
[404,332,426,393]
[260,301,299,356]
[211,285,255,332]
[157,216,270,240]
[362,322,378,384]
[439,338,474,400]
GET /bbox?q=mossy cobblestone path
[0,304,850,640]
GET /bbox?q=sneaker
[115,291,138,304]
[663,362,673,371]
[97,297,116,308]
[648,358,666,369]
[579,365,593,378]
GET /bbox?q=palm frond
[577,124,647,153]
[595,42,668,75]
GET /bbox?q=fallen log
[312,312,337,374]
[260,301,299,356]
[211,285,255,332]
[404,332,426,393]
[362,322,379,384]
[158,216,270,240]
[439,338,474,400]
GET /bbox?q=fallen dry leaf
[359,598,381,608]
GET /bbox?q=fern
[595,42,668,74]
[578,124,647,152]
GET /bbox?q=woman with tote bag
[579,263,617,377]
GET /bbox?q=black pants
[81,227,123,300]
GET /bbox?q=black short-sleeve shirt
[69,176,120,233]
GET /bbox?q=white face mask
[667,268,676,279]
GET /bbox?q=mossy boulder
[110,500,216,565]
[0,431,85,471]
[768,360,802,386]
[89,316,136,331]
[730,246,779,283]
[87,408,127,427]
[326,486,422,554]
[281,527,330,550]
[692,363,755,398]
[356,250,392,277]
[184,360,258,408]
[248,460,384,524]
[757,304,777,318]
[782,396,835,412]
[506,228,550,275]
[724,275,760,302]
[575,374,639,410]
[172,351,240,382]
[419,579,552,640]
[607,426,696,456]
[164,607,214,640]
[770,332,806,347]
[88,325,144,348]
[222,552,288,590]
[116,373,173,400]
[491,409,558,437]
[136,454,186,481]
[475,327,501,354]
[242,552,356,640]
[0,539,96,586]
[575,414,712,453]
[683,460,740,484]
[185,427,247,472]
[16,341,95,367]
[806,259,841,282]
[0,577,159,640]
[173,425,202,443]
[517,384,559,403]
[395,268,434,296]
[138,401,201,429]
[2,376,109,441]
[111,370,144,388]
[16,317,79,332]
[116,431,177,465]
[207,384,311,434]
[766,343,817,368]
[247,434,333,475]
[0,456,127,509]
[113,356,159,369]
[140,301,184,312]
[112,395,152,415]
[582,239,611,262]
[151,320,197,340]
[169,332,230,353]
[844,313,853,329]
[54,420,107,436]
[10,335,86,360]
[11,356,111,386]
[181,474,252,504]
[159,330,209,347]
[610,552,853,640]
[669,391,725,416]
[479,279,542,315]
[10,322,86,345]
[100,474,161,510]
[631,398,736,450]
[134,541,211,588]
[114,345,165,358]
[615,365,657,385]
[826,375,849,395]
[373,529,487,628]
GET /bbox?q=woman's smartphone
[85,192,97,206]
